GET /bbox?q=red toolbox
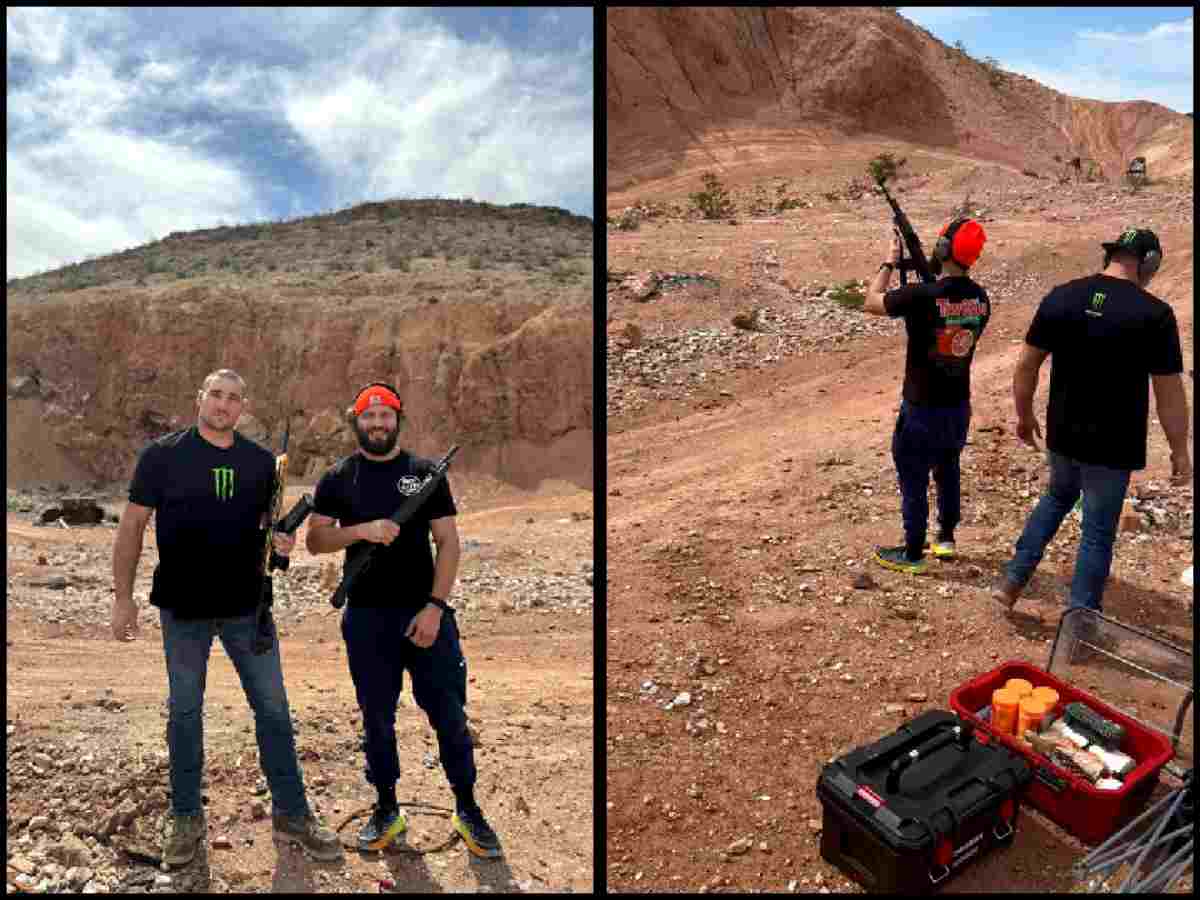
[949,609,1192,845]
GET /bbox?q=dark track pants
[891,399,971,558]
[341,605,476,794]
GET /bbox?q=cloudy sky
[898,7,1193,115]
[7,7,594,280]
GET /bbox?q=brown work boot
[162,813,205,868]
[273,812,344,860]
[991,577,1024,610]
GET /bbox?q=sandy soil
[605,138,1193,893]
[6,475,595,894]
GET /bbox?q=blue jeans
[891,399,971,557]
[1003,451,1132,611]
[160,608,309,818]
[341,605,476,794]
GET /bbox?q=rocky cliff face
[6,200,593,491]
[608,7,1191,190]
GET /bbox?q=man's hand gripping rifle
[252,420,316,655]
[329,444,460,610]
[874,173,935,286]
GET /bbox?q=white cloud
[7,129,261,278]
[141,60,180,83]
[1080,15,1192,42]
[279,19,592,210]
[6,7,72,65]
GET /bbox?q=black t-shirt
[884,276,991,406]
[1026,274,1183,470]
[128,427,275,618]
[312,450,457,609]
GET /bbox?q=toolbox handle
[886,725,973,793]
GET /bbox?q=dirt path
[606,142,1193,892]
[6,478,595,894]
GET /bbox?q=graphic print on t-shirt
[931,297,988,370]
[213,466,236,500]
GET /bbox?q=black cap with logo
[1101,227,1162,263]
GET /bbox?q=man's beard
[355,422,399,455]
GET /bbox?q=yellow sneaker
[357,805,407,852]
[925,539,956,559]
[873,546,928,575]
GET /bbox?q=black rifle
[876,180,935,285]
[329,444,460,610]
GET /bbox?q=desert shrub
[689,172,734,219]
[982,57,1005,89]
[1021,168,1040,179]
[612,207,642,230]
[386,246,411,271]
[144,256,170,275]
[467,256,484,270]
[364,259,378,273]
[1053,154,1062,163]
[868,152,906,186]
[828,280,866,310]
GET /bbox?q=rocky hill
[6,199,593,491]
[607,7,1191,192]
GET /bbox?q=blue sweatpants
[891,399,971,558]
[341,605,476,794]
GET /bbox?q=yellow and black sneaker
[452,804,503,859]
[357,804,407,852]
[924,538,956,559]
[873,546,928,576]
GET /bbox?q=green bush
[867,152,907,186]
[828,280,865,310]
[467,256,484,270]
[689,172,734,219]
[386,246,411,271]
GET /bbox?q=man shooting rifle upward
[862,169,991,574]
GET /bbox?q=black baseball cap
[1101,227,1162,262]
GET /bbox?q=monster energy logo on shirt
[1087,292,1106,318]
[213,466,235,500]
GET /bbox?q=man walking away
[995,229,1191,621]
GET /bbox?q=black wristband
[426,596,452,612]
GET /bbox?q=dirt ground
[6,473,595,894]
[605,138,1193,893]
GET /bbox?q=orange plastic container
[1004,678,1034,699]
[1017,697,1049,737]
[991,688,1019,736]
[1031,686,1060,709]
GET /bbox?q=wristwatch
[426,596,452,613]
[879,262,895,272]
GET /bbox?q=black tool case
[817,710,1032,894]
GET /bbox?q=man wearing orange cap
[863,218,991,574]
[306,382,501,859]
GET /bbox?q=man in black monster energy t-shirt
[863,219,991,574]
[306,382,502,859]
[995,228,1190,620]
[111,368,341,867]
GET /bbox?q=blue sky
[898,7,1192,115]
[6,7,594,280]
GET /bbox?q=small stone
[155,874,173,886]
[673,692,692,707]
[808,818,822,833]
[851,573,877,590]
[885,703,906,715]
[9,856,37,875]
[906,692,928,703]
[728,837,752,855]
[250,800,267,819]
[212,835,233,850]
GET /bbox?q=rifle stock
[329,444,460,610]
